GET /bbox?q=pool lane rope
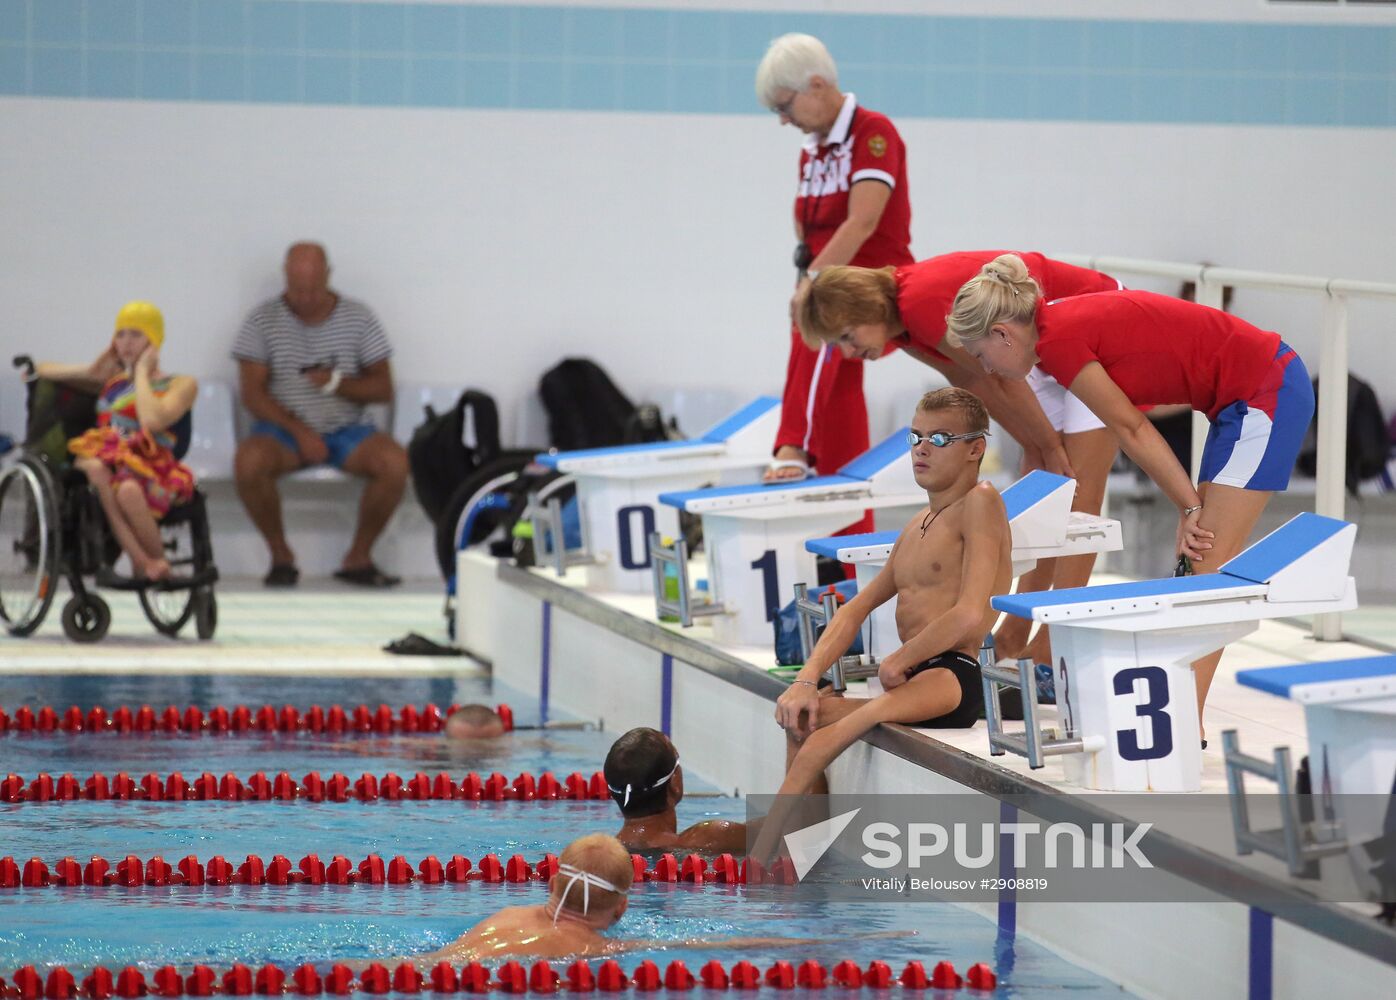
[0,958,998,996]
[0,703,516,736]
[0,770,614,804]
[0,851,803,889]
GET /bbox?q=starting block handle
[1222,730,1347,878]
[793,584,877,693]
[980,638,1099,768]
[525,476,592,577]
[649,532,722,627]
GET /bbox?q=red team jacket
[893,252,1120,364]
[775,94,913,475]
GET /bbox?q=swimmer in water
[420,833,907,962]
[604,729,746,854]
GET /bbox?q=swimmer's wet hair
[603,727,679,818]
[917,387,990,436]
[944,253,1041,348]
[797,266,900,350]
[451,704,500,726]
[444,704,503,738]
[552,833,634,918]
[755,33,838,110]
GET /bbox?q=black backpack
[1297,374,1391,494]
[408,390,501,524]
[538,359,639,450]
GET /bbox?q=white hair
[754,33,838,109]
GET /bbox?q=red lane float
[0,852,761,889]
[0,703,514,737]
[0,769,608,805]
[0,960,988,998]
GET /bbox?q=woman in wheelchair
[37,301,197,582]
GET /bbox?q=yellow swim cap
[114,301,164,349]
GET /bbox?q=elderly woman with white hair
[755,34,914,502]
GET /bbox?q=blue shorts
[1198,344,1314,492]
[250,420,377,470]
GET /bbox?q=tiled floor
[0,580,479,676]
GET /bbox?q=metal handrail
[1054,253,1396,640]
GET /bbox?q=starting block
[989,512,1357,792]
[651,428,926,648]
[532,397,779,591]
[803,471,1123,662]
[1226,655,1396,894]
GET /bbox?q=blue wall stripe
[539,599,551,726]
[996,800,1018,945]
[660,653,673,735]
[0,2,1392,127]
[1249,907,1273,1000]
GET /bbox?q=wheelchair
[0,357,219,643]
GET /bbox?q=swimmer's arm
[607,929,913,956]
[792,553,897,686]
[674,819,748,855]
[135,372,196,433]
[879,486,1006,685]
[35,348,120,390]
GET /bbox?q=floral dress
[68,374,195,518]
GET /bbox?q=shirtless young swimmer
[419,833,898,961]
[758,388,1012,842]
[604,728,746,854]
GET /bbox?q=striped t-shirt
[232,296,393,435]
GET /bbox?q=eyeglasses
[772,93,799,117]
[907,429,989,449]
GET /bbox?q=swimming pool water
[0,674,1135,998]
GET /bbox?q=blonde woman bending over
[944,254,1314,738]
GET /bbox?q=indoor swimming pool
[0,673,1134,997]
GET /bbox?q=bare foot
[143,557,171,582]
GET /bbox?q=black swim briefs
[813,651,983,729]
[902,650,984,729]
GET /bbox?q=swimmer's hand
[774,678,822,736]
[877,655,910,691]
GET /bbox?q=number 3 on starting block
[1054,633,1201,791]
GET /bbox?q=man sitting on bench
[770,388,1012,798]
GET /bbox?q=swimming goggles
[550,863,628,925]
[606,756,680,809]
[907,429,989,449]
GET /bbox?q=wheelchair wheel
[0,457,61,636]
[139,585,195,637]
[61,593,111,643]
[193,587,217,640]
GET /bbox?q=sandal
[765,459,812,483]
[264,563,299,587]
[334,564,402,588]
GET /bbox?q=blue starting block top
[659,427,911,510]
[697,396,780,444]
[535,396,779,469]
[992,574,1243,618]
[1236,654,1396,702]
[806,530,897,560]
[1216,512,1349,584]
[803,470,1072,561]
[992,511,1351,618]
[1002,470,1071,520]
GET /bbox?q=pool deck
[468,553,1396,995]
[0,582,483,676]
